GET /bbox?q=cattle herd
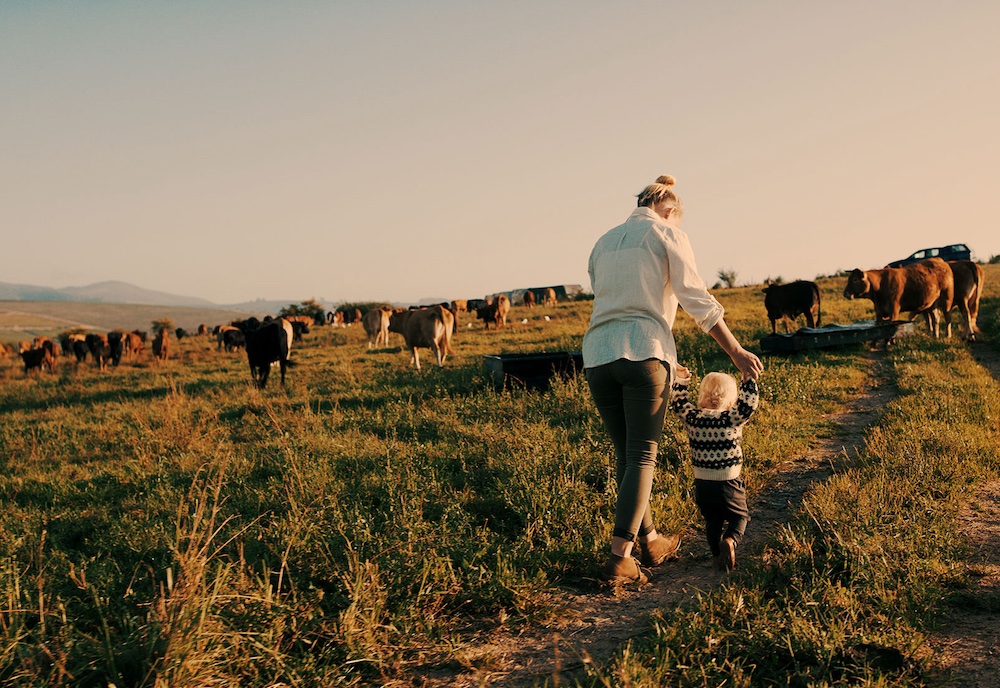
[765,257,984,341]
[2,264,986,386]
[2,289,557,385]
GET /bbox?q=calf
[762,280,822,333]
[522,290,535,308]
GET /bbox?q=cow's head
[843,269,869,299]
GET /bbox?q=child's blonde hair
[698,372,738,410]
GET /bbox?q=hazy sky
[3,2,998,305]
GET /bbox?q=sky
[2,1,998,306]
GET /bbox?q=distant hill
[0,280,215,308]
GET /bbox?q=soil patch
[408,351,896,687]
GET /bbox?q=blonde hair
[698,372,738,410]
[637,174,683,215]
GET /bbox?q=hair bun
[655,174,676,186]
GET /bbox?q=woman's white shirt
[582,207,724,368]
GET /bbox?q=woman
[583,174,763,583]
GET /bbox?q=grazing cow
[175,328,188,340]
[123,331,144,359]
[197,323,208,336]
[33,336,56,355]
[843,257,954,338]
[132,329,148,343]
[476,295,511,329]
[362,307,392,349]
[152,328,170,362]
[522,290,536,308]
[947,260,985,341]
[762,280,822,333]
[466,298,488,312]
[21,347,55,376]
[542,287,557,307]
[245,320,291,388]
[18,340,32,354]
[86,333,113,371]
[451,299,467,314]
[388,305,454,371]
[282,315,312,342]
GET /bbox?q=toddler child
[670,364,759,570]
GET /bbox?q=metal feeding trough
[759,320,916,354]
[483,351,584,392]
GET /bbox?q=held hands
[731,347,764,381]
[674,364,691,380]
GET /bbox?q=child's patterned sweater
[669,377,759,481]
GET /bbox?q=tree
[280,299,326,323]
[151,318,175,334]
[717,268,738,289]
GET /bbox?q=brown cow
[522,290,536,308]
[123,331,145,359]
[947,260,985,341]
[451,299,467,313]
[362,307,392,349]
[197,323,208,336]
[153,328,170,362]
[542,287,557,307]
[388,305,454,371]
[843,257,954,338]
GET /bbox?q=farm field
[1,268,998,686]
[0,301,273,345]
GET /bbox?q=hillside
[0,301,273,341]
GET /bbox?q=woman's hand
[730,347,763,380]
[674,364,691,379]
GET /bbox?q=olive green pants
[585,358,671,541]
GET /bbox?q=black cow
[85,333,113,371]
[466,298,488,312]
[175,328,188,340]
[107,331,125,366]
[21,347,55,376]
[245,320,290,388]
[763,280,821,333]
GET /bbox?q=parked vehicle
[886,243,971,268]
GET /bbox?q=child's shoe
[639,533,681,567]
[600,554,648,584]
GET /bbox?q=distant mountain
[221,298,310,313]
[0,280,216,308]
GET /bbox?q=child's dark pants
[694,477,750,556]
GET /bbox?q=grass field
[0,268,997,686]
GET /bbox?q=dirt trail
[923,340,1000,687]
[410,351,895,687]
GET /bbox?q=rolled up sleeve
[662,228,725,333]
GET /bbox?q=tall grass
[0,270,995,685]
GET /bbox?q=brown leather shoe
[639,533,681,567]
[719,536,736,571]
[600,554,648,584]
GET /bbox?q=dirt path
[923,340,1000,687]
[409,351,896,687]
